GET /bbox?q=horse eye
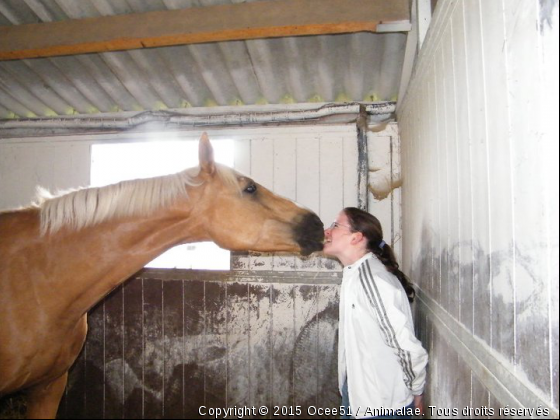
[244,184,257,194]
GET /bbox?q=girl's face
[323,211,355,258]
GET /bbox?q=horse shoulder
[0,313,88,395]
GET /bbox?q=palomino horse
[0,133,324,418]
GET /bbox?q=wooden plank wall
[56,270,341,419]
[398,0,558,417]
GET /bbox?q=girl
[324,207,428,419]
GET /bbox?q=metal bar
[0,102,395,138]
[356,104,369,211]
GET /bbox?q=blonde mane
[36,164,239,235]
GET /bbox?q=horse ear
[199,132,216,175]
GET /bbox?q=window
[91,138,233,270]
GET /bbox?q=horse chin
[299,241,324,256]
[293,212,324,256]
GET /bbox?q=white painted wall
[217,125,361,271]
[0,124,400,272]
[398,0,559,414]
[0,141,90,209]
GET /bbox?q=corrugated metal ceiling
[0,0,407,120]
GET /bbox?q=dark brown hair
[343,207,415,302]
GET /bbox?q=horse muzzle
[293,212,325,256]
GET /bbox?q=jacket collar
[343,252,373,278]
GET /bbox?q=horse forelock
[37,167,203,235]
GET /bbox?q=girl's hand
[414,394,424,416]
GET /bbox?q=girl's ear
[351,231,365,246]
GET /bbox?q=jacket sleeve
[358,264,428,395]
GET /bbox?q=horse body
[0,210,195,396]
[0,134,324,418]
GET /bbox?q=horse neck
[47,197,203,321]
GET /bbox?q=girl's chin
[322,243,336,257]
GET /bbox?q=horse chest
[0,315,87,394]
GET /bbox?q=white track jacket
[338,253,428,417]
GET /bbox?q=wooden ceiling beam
[0,0,409,60]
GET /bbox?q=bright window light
[91,138,233,270]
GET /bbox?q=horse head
[187,133,324,256]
